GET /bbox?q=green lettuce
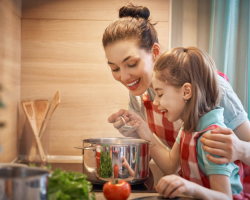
[48,168,96,200]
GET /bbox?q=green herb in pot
[48,168,96,200]
[99,151,113,178]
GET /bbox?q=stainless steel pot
[0,164,49,200]
[75,137,154,185]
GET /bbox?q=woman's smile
[126,78,140,90]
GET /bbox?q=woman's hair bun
[119,4,150,20]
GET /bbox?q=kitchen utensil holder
[19,118,50,164]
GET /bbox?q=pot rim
[0,165,50,180]
[82,137,150,145]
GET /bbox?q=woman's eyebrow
[107,61,115,65]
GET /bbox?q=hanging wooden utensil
[21,101,46,163]
[28,100,50,162]
[40,91,60,140]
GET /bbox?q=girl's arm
[150,137,180,175]
[135,117,181,175]
[155,174,232,199]
[108,109,180,174]
[201,121,250,165]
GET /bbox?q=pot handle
[74,145,96,150]
[149,142,156,148]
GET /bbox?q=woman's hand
[108,109,139,138]
[155,175,195,198]
[108,109,152,140]
[200,127,243,164]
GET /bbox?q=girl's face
[104,40,156,96]
[152,72,186,122]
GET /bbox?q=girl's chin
[163,112,168,119]
[163,113,175,122]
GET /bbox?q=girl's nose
[153,98,159,106]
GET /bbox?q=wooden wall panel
[21,0,169,157]
[22,0,169,22]
[0,0,21,163]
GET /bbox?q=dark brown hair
[154,47,221,133]
[102,4,158,51]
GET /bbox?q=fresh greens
[48,168,96,200]
[99,151,113,178]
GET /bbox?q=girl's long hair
[154,47,221,133]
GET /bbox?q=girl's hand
[200,127,242,164]
[155,175,195,198]
[108,109,151,140]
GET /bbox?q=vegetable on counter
[48,168,96,200]
[103,179,131,200]
[99,151,113,178]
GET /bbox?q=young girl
[144,47,248,199]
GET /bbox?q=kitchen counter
[95,192,192,200]
[14,161,193,200]
[48,163,193,200]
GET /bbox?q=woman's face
[104,40,156,96]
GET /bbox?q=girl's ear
[183,83,192,101]
[152,43,161,61]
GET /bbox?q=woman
[102,4,250,172]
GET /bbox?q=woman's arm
[155,174,232,199]
[201,121,250,165]
[207,75,250,165]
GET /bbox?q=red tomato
[113,164,119,178]
[103,180,131,200]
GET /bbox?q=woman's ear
[183,83,192,101]
[152,43,161,61]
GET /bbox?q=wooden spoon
[28,100,50,162]
[22,101,46,163]
[40,91,60,140]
